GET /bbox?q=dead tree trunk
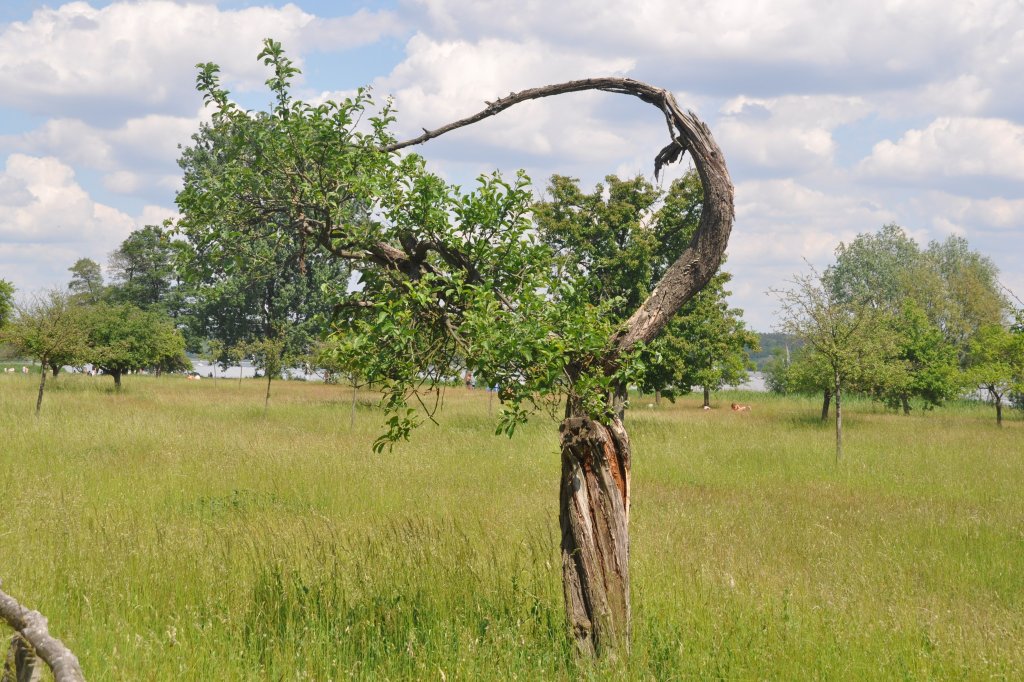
[559,413,631,658]
[389,77,734,659]
[0,583,84,682]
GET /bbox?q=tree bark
[654,389,661,406]
[264,373,273,415]
[0,584,84,682]
[112,370,122,390]
[559,413,631,659]
[901,394,911,416]
[49,364,60,378]
[34,365,46,417]
[996,395,1003,427]
[702,385,710,409]
[821,389,831,422]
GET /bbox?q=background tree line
[766,223,1023,456]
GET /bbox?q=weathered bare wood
[3,634,40,682]
[0,582,85,682]
[559,415,632,658]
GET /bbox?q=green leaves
[180,41,676,448]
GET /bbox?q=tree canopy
[533,171,756,407]
[0,279,14,329]
[0,290,88,413]
[67,258,105,305]
[84,303,190,389]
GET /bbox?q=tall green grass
[1,373,1021,679]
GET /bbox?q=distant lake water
[733,371,767,392]
[188,359,323,382]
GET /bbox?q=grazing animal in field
[731,402,751,412]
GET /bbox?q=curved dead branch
[0,582,85,682]
[387,77,735,354]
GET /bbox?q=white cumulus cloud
[859,117,1024,183]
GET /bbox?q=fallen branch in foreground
[0,581,85,682]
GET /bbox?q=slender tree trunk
[702,385,710,409]
[350,380,357,429]
[612,383,628,422]
[996,396,1003,427]
[264,373,272,415]
[654,389,661,406]
[113,370,122,390]
[35,364,46,417]
[559,409,631,659]
[237,366,243,388]
[901,395,911,415]
[488,386,494,416]
[834,373,843,462]
[820,389,831,422]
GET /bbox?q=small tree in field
[774,267,900,460]
[0,290,87,414]
[84,303,190,389]
[965,323,1024,426]
[178,40,734,658]
[246,334,287,413]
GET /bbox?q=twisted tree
[179,41,733,658]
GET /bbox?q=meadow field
[1,370,1022,680]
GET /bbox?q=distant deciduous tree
[774,267,899,459]
[108,225,181,313]
[534,170,756,413]
[640,271,759,407]
[1,279,17,328]
[84,303,190,389]
[0,290,88,414]
[965,323,1024,426]
[175,96,351,386]
[824,225,1002,412]
[67,257,105,304]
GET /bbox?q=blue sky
[1,0,1022,330]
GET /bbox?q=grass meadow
[1,369,1022,680]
